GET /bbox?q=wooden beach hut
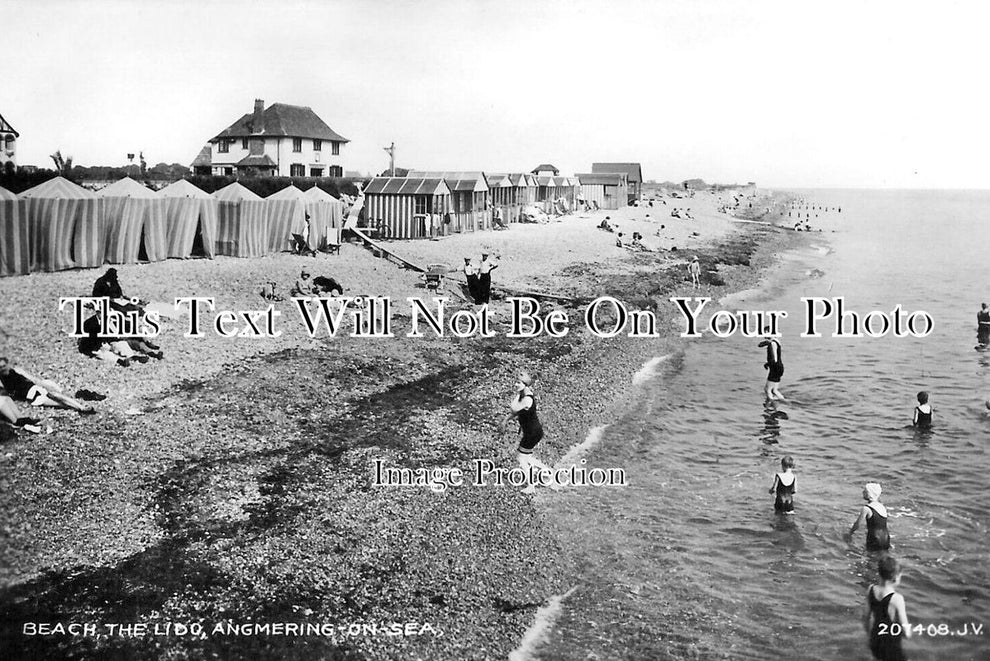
[0,185,29,276]
[485,173,516,223]
[363,177,451,239]
[407,171,490,233]
[212,182,268,257]
[19,177,106,272]
[97,177,168,264]
[576,173,628,210]
[592,162,643,204]
[160,179,218,259]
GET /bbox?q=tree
[49,150,73,174]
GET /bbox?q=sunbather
[0,356,95,414]
[0,393,44,433]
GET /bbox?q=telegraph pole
[383,142,396,176]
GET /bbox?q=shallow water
[549,190,990,660]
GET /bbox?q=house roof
[160,179,212,199]
[0,112,18,137]
[592,162,643,183]
[236,154,277,168]
[190,144,212,168]
[406,171,489,193]
[364,177,451,196]
[19,176,96,199]
[531,164,559,174]
[212,182,262,201]
[212,103,349,143]
[576,173,628,186]
[97,177,160,199]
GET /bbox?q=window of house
[223,167,233,176]
[218,140,229,153]
[313,139,322,151]
[293,138,302,152]
[331,141,340,156]
[310,167,324,177]
[328,166,342,177]
[290,164,305,177]
[241,138,248,150]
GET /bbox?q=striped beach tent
[271,185,344,248]
[303,186,345,237]
[265,185,311,251]
[19,177,106,272]
[159,179,218,259]
[0,185,29,276]
[97,177,168,264]
[212,182,268,257]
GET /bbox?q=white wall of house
[1,133,16,167]
[210,137,345,177]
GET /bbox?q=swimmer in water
[978,303,990,346]
[849,482,891,551]
[912,391,932,428]
[758,330,785,401]
[864,554,910,661]
[768,455,796,513]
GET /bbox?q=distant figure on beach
[758,331,785,400]
[0,356,95,414]
[849,482,891,551]
[864,555,910,661]
[463,257,480,303]
[492,205,507,230]
[688,256,701,288]
[478,252,499,304]
[978,303,990,345]
[768,456,796,513]
[911,391,932,428]
[500,372,550,494]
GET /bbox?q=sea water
[547,190,990,660]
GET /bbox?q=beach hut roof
[18,176,96,199]
[190,144,212,168]
[0,185,16,201]
[160,179,212,198]
[406,171,488,192]
[213,102,349,143]
[531,164,559,175]
[303,186,339,201]
[535,175,557,186]
[592,162,643,183]
[576,173,628,185]
[96,177,160,198]
[267,184,307,200]
[365,177,450,196]
[212,181,262,201]
[485,173,513,188]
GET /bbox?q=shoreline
[0,191,803,658]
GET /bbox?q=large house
[0,111,18,173]
[201,99,349,178]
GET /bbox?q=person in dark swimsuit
[912,391,932,428]
[978,303,990,346]
[758,331,785,401]
[501,372,550,493]
[850,482,891,551]
[768,455,796,513]
[0,356,94,414]
[864,555,910,660]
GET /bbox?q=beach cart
[423,263,448,291]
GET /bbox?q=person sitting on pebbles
[0,356,95,414]
[290,270,315,297]
[0,390,45,433]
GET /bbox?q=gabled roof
[365,177,451,196]
[97,177,160,198]
[161,179,212,199]
[535,175,556,187]
[406,171,489,193]
[236,154,277,168]
[531,164,559,175]
[576,173,628,186]
[212,103,349,142]
[267,184,306,200]
[212,182,262,201]
[592,162,643,183]
[0,185,16,201]
[485,173,513,188]
[508,173,534,187]
[19,176,96,199]
[191,144,212,168]
[0,112,18,137]
[303,186,340,202]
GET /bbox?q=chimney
[252,99,264,135]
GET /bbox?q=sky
[5,0,989,188]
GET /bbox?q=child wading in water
[912,391,932,428]
[501,372,551,494]
[768,456,796,513]
[758,330,785,401]
[849,482,891,551]
[864,555,910,661]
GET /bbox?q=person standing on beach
[478,252,499,304]
[501,372,550,494]
[849,482,891,551]
[758,331,785,400]
[463,257,480,304]
[864,555,910,661]
[688,256,701,288]
[768,456,796,513]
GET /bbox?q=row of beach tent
[0,177,345,276]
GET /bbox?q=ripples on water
[552,190,990,660]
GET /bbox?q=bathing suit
[0,369,40,402]
[868,588,906,661]
[773,473,795,512]
[914,406,932,428]
[761,339,784,383]
[516,393,544,454]
[865,504,891,551]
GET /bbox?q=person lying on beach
[312,275,344,296]
[864,555,910,661]
[0,392,44,433]
[768,456,796,513]
[848,482,891,551]
[0,357,95,414]
[499,372,551,494]
[912,391,932,428]
[78,314,160,366]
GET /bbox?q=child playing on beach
[688,256,701,288]
[849,482,891,551]
[500,372,551,494]
[864,555,910,661]
[912,391,932,428]
[768,456,796,513]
